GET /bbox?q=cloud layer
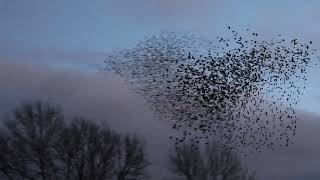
[0,60,320,180]
[0,60,174,179]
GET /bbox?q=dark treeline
[0,101,256,180]
[0,101,149,180]
[169,143,256,180]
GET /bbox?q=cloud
[0,43,106,71]
[0,60,174,179]
[1,60,320,180]
[247,110,320,180]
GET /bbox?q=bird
[106,27,318,155]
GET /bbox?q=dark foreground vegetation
[0,101,149,180]
[0,101,256,180]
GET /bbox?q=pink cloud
[0,60,174,178]
[1,60,320,180]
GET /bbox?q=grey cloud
[247,111,320,180]
[0,43,106,71]
[0,60,174,179]
[1,60,320,180]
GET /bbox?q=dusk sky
[1,0,320,180]
[1,0,320,114]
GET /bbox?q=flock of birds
[105,28,318,154]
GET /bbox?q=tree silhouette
[0,101,65,180]
[169,142,256,180]
[0,101,150,180]
[169,144,206,180]
[55,118,119,180]
[114,134,150,180]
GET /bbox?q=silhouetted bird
[106,27,319,155]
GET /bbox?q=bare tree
[169,144,206,180]
[0,101,65,180]
[54,118,119,180]
[56,119,150,180]
[0,101,150,180]
[169,142,256,180]
[114,134,150,180]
